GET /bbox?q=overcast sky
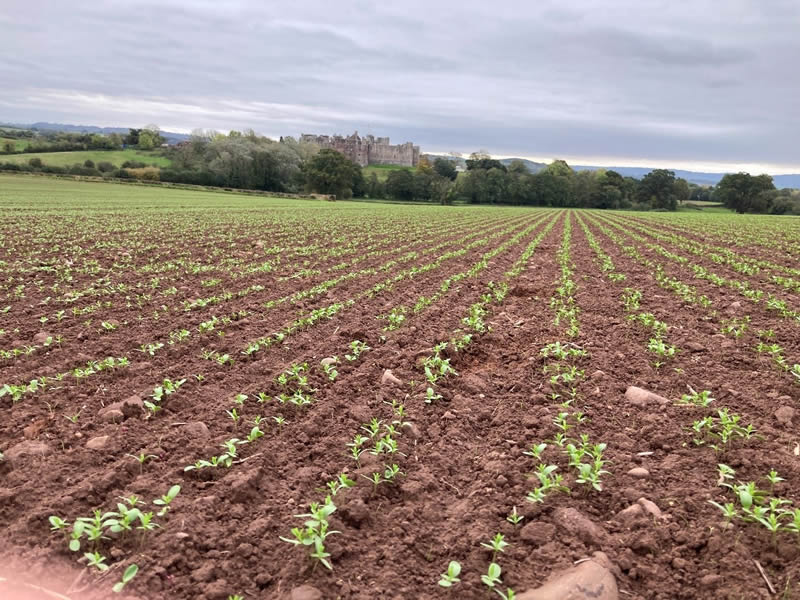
[1,0,798,172]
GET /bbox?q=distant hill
[0,122,190,144]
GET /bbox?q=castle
[300,131,420,167]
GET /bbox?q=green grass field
[0,148,172,168]
[0,173,313,212]
[0,137,31,151]
[362,164,414,181]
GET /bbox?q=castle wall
[300,132,419,167]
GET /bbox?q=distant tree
[416,156,434,174]
[385,169,415,201]
[125,129,141,146]
[2,141,15,153]
[138,130,156,150]
[97,161,115,173]
[465,152,507,172]
[433,157,458,180]
[84,159,95,168]
[714,172,776,213]
[637,169,678,210]
[673,177,690,204]
[28,157,43,168]
[302,149,361,198]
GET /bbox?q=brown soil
[1,208,798,600]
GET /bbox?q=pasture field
[0,148,171,168]
[0,137,31,151]
[362,164,413,181]
[0,175,799,599]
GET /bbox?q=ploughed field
[1,175,799,600]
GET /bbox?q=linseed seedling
[481,562,503,589]
[112,564,139,593]
[438,561,461,587]
[506,506,524,526]
[226,408,241,426]
[345,340,370,361]
[152,484,181,516]
[481,533,509,560]
[246,425,264,442]
[84,551,109,571]
[127,452,157,473]
[678,388,714,407]
[425,386,442,404]
[523,443,547,461]
[64,408,83,424]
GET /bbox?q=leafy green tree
[433,157,458,180]
[673,177,690,204]
[714,172,775,213]
[637,169,678,210]
[385,169,415,201]
[303,149,361,198]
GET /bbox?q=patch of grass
[0,149,171,168]
[362,164,414,181]
[0,137,31,151]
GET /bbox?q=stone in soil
[98,394,144,420]
[380,369,402,385]
[517,555,618,600]
[627,467,650,479]
[290,585,323,600]
[553,507,608,546]
[624,386,670,407]
[86,435,109,450]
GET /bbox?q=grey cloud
[0,0,798,171]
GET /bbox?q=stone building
[299,131,420,167]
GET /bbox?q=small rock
[590,370,606,380]
[516,557,618,600]
[625,387,669,407]
[320,357,337,367]
[725,301,742,314]
[290,584,323,600]
[615,503,644,526]
[32,331,52,344]
[175,532,190,540]
[775,406,795,426]
[520,521,556,546]
[699,574,722,587]
[442,411,456,420]
[381,369,402,386]
[627,467,650,479]
[100,409,125,423]
[86,435,109,450]
[5,440,52,463]
[183,421,210,439]
[553,507,608,546]
[684,341,706,352]
[98,394,143,420]
[637,498,664,519]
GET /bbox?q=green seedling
[678,388,714,407]
[153,484,181,516]
[64,408,83,424]
[84,551,109,571]
[481,562,503,589]
[112,564,139,593]
[438,561,461,587]
[345,340,370,361]
[425,386,442,404]
[127,452,157,473]
[481,533,509,559]
[523,443,547,460]
[247,425,264,443]
[506,506,524,526]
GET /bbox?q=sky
[1,0,799,173]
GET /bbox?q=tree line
[1,126,797,213]
[0,126,166,154]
